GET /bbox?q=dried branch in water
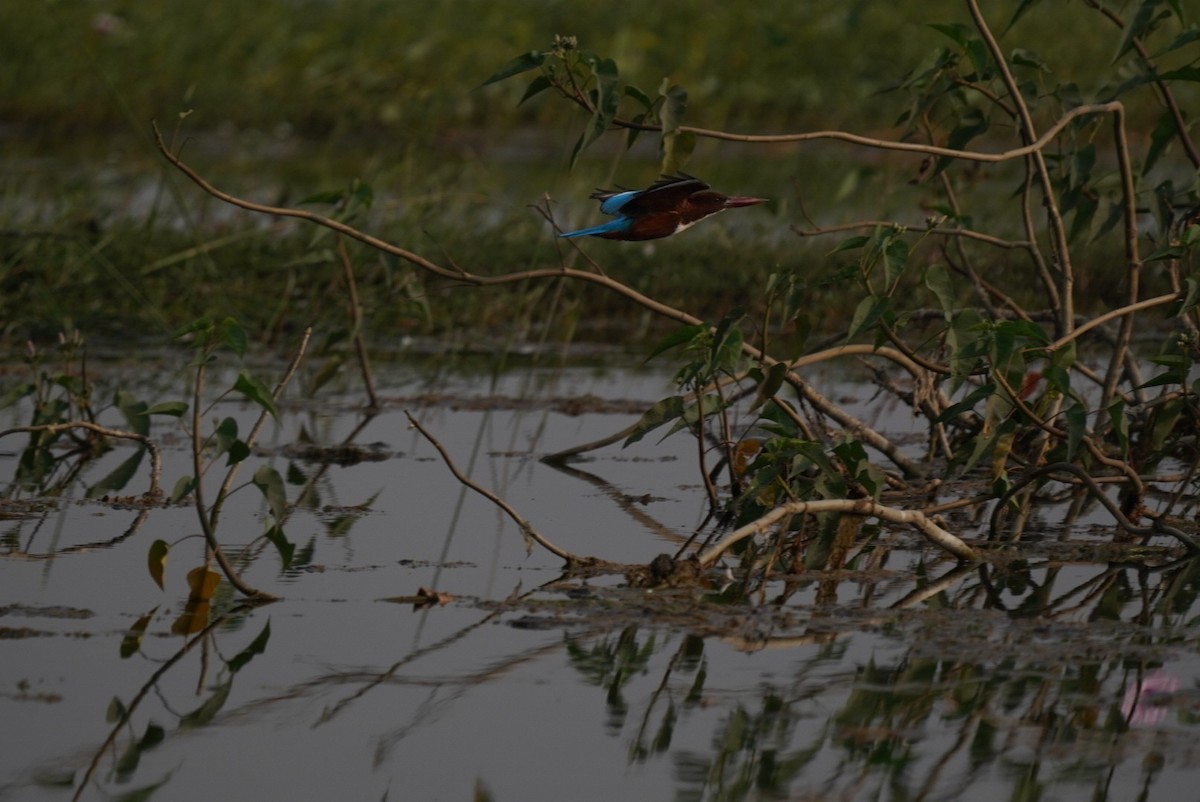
[697,498,977,565]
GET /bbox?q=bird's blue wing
[559,217,634,238]
[593,190,639,216]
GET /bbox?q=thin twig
[405,411,594,566]
[336,234,380,409]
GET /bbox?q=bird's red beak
[723,196,769,208]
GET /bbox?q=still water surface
[2,353,1198,801]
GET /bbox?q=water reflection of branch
[992,462,1200,552]
[890,562,978,609]
[405,410,596,566]
[544,459,684,544]
[10,507,152,560]
[71,607,248,801]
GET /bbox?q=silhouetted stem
[207,327,311,533]
[191,359,277,600]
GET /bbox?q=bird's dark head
[691,190,768,210]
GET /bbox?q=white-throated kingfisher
[559,174,767,241]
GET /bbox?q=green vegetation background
[1,1,1194,346]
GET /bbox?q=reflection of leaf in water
[171,601,210,636]
[179,680,231,729]
[115,721,164,780]
[120,607,158,658]
[228,620,271,673]
[186,567,220,602]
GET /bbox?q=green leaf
[253,464,288,521]
[882,237,909,288]
[661,130,695,175]
[86,449,145,499]
[518,74,553,105]
[219,317,247,358]
[1005,0,1044,33]
[147,539,169,590]
[658,82,690,173]
[571,57,619,168]
[1158,66,1200,81]
[214,417,248,465]
[832,235,870,253]
[750,362,789,412]
[848,296,888,341]
[924,263,955,319]
[1108,398,1129,458]
[480,50,546,87]
[659,81,687,134]
[624,396,686,447]
[107,696,127,723]
[1143,110,1177,176]
[146,401,188,417]
[171,317,214,343]
[667,394,724,438]
[929,22,971,48]
[1010,48,1050,71]
[264,524,295,569]
[1065,401,1086,460]
[1116,1,1170,62]
[116,390,150,436]
[1178,277,1200,315]
[234,371,279,420]
[170,474,195,504]
[624,84,653,110]
[646,325,706,362]
[1153,28,1200,58]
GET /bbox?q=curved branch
[697,497,976,565]
[154,123,921,479]
[0,421,163,497]
[1045,292,1180,354]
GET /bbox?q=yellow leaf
[186,566,221,603]
[147,540,169,591]
[171,601,211,636]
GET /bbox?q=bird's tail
[558,219,628,239]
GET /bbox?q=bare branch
[698,498,976,565]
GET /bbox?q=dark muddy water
[2,352,1199,801]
